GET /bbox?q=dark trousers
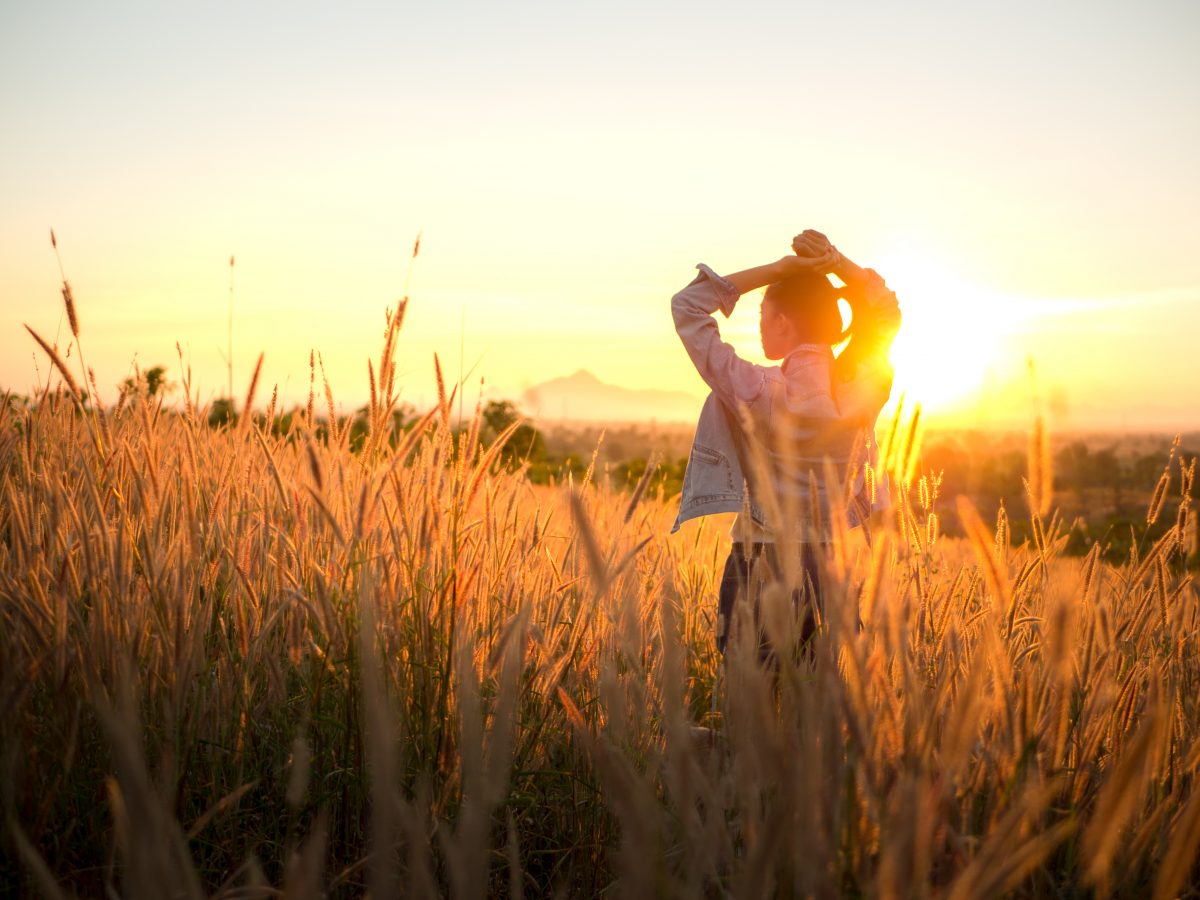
[716,542,824,661]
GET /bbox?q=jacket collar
[781,343,833,376]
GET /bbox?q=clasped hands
[779,229,843,278]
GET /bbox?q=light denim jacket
[670,264,900,538]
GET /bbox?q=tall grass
[2,301,1199,897]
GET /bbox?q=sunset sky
[2,1,1197,431]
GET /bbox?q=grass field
[2,308,1199,898]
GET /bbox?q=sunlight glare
[871,249,1018,416]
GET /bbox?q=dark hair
[764,273,846,345]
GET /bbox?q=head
[759,272,845,360]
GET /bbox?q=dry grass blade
[434,352,449,424]
[1147,469,1170,526]
[506,809,525,900]
[957,495,1012,614]
[860,532,891,628]
[251,425,289,512]
[1083,705,1165,888]
[319,351,336,440]
[357,565,400,900]
[994,499,1009,559]
[7,819,69,900]
[282,810,328,900]
[367,358,378,422]
[556,687,588,732]
[1127,526,1179,593]
[1153,784,1200,900]
[184,781,259,840]
[951,818,1075,900]
[880,393,904,471]
[242,351,264,426]
[623,452,658,523]
[306,349,316,423]
[569,490,608,590]
[285,734,312,816]
[94,688,206,900]
[305,439,323,491]
[305,485,346,546]
[605,536,653,595]
[581,430,604,489]
[61,281,79,339]
[463,419,522,510]
[1028,412,1053,516]
[23,325,82,399]
[386,404,440,468]
[900,403,923,486]
[1081,542,1102,602]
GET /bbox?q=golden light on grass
[2,277,1199,897]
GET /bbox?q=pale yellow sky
[2,1,1198,430]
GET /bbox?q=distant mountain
[522,370,702,423]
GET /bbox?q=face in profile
[759,294,794,361]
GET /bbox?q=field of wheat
[2,300,1199,899]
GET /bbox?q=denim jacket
[670,264,900,539]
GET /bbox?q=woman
[670,230,901,660]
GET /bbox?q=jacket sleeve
[671,264,767,406]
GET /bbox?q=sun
[864,250,1018,417]
[718,244,1027,420]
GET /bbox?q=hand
[793,230,840,264]
[791,231,826,256]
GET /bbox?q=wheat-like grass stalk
[23,325,83,400]
[1028,412,1053,516]
[61,281,79,340]
[241,352,263,426]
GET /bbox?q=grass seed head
[62,281,79,338]
[1147,469,1170,526]
[242,352,264,421]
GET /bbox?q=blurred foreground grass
[2,303,1199,898]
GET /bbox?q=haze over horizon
[2,1,1198,432]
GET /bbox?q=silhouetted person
[671,230,901,663]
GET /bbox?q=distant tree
[391,402,419,433]
[208,397,235,429]
[349,405,370,452]
[121,365,173,400]
[341,402,421,453]
[481,400,545,466]
[482,400,519,435]
[1055,440,1091,500]
[1091,446,1125,511]
[614,455,688,500]
[1130,451,1168,492]
[973,449,1026,506]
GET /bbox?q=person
[670,230,901,662]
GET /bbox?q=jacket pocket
[689,443,736,492]
[690,445,724,466]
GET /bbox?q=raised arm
[721,250,833,295]
[671,248,836,405]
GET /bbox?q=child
[671,230,901,659]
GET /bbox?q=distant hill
[522,370,702,423]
